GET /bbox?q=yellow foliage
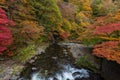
[76,12,90,27]
[81,21,90,27]
[99,37,120,41]
[82,0,92,11]
[71,22,79,30]
[69,0,92,11]
[57,26,65,33]
[114,9,120,21]
[62,18,72,31]
[76,12,85,17]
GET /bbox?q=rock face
[101,59,120,80]
[0,60,23,80]
[61,43,93,59]
[62,43,120,80]
[62,43,101,70]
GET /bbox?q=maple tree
[93,21,120,40]
[0,8,14,54]
[78,15,120,63]
[93,22,120,34]
[4,0,45,45]
[93,41,120,64]
[92,21,120,63]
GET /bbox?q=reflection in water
[18,44,103,80]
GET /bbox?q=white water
[31,64,89,80]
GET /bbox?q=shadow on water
[17,44,104,80]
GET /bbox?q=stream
[17,44,103,80]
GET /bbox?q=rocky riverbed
[0,59,23,80]
[0,43,48,80]
[0,43,99,80]
[0,43,119,80]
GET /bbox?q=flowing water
[18,44,103,80]
[31,64,89,80]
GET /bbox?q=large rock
[101,59,120,80]
[62,43,101,70]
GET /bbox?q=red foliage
[93,22,120,35]
[93,41,120,64]
[0,8,14,54]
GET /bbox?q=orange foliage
[60,31,70,40]
[0,0,5,4]
[20,21,44,43]
[114,9,120,21]
[57,26,71,40]
[99,37,120,41]
[92,20,120,63]
[93,41,120,64]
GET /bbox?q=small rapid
[31,64,89,80]
[17,44,104,80]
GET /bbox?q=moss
[13,45,36,63]
[75,54,97,72]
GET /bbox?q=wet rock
[29,59,35,64]
[53,77,58,80]
[32,67,37,71]
[34,57,37,60]
[52,56,57,60]
[37,48,45,54]
[72,72,82,77]
[75,78,89,80]
[10,75,18,80]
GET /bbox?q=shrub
[93,41,120,64]
[0,8,14,55]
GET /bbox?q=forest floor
[0,43,49,80]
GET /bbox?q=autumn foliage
[0,8,14,54]
[92,22,120,64]
[93,41,120,64]
[0,0,120,63]
[93,22,120,35]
